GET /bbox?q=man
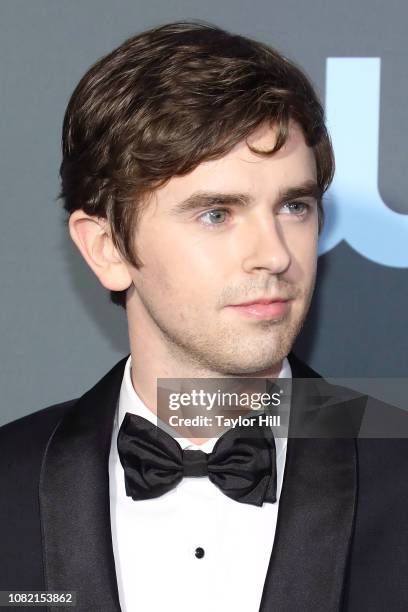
[0,21,407,612]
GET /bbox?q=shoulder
[0,399,78,468]
[0,399,78,437]
[0,354,129,463]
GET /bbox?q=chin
[211,343,292,375]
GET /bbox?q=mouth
[226,298,292,320]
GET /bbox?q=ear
[68,210,132,292]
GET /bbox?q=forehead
[151,121,317,209]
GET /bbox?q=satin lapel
[259,354,362,612]
[39,356,129,612]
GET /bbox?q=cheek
[285,227,318,282]
[138,236,216,301]
[172,232,228,279]
[301,251,318,288]
[300,239,318,270]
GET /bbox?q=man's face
[126,121,319,375]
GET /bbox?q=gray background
[1,0,407,426]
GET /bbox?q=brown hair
[60,21,335,309]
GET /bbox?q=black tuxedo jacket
[1,353,407,612]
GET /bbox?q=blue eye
[199,208,229,225]
[281,201,310,215]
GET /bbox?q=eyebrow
[169,180,322,216]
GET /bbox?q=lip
[231,297,290,306]
[227,299,292,320]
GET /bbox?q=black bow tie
[117,412,277,507]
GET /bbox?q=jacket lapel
[39,356,129,612]
[259,353,364,612]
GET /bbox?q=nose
[240,214,291,275]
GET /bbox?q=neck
[128,346,284,449]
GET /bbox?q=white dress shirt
[109,355,292,612]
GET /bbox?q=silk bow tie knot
[183,449,208,476]
[117,412,277,507]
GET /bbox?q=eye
[199,208,230,226]
[280,201,311,215]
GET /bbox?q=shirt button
[195,547,205,559]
